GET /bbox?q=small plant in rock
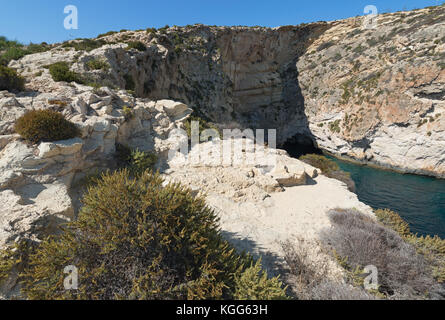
[233,260,288,300]
[115,143,157,174]
[0,65,25,91]
[122,105,134,120]
[15,110,80,143]
[86,58,109,71]
[126,41,146,51]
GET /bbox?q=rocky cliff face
[12,5,444,177]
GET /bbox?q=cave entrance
[281,134,322,159]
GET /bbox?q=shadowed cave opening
[281,134,322,159]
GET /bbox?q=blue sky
[0,0,443,44]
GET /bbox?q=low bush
[0,36,50,65]
[85,58,109,71]
[97,31,117,38]
[376,209,445,284]
[233,260,288,300]
[320,208,439,299]
[61,39,106,52]
[2,170,287,300]
[0,65,25,91]
[15,110,80,143]
[115,144,158,175]
[184,115,221,139]
[48,62,84,84]
[299,154,356,192]
[281,238,374,300]
[126,41,147,52]
[123,73,135,91]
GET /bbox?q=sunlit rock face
[15,6,443,176]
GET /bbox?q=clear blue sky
[0,0,443,44]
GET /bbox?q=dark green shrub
[85,59,109,71]
[61,39,106,52]
[115,144,157,174]
[126,41,146,51]
[15,110,80,143]
[0,36,50,65]
[233,260,287,300]
[10,170,286,300]
[0,65,25,91]
[299,154,355,192]
[123,73,135,91]
[184,115,221,139]
[48,62,83,83]
[97,31,117,38]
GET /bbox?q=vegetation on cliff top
[0,36,50,66]
[15,110,80,143]
[299,154,356,192]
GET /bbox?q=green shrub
[15,110,80,143]
[300,154,339,173]
[329,119,341,133]
[14,170,267,300]
[61,39,106,52]
[48,62,83,83]
[122,105,134,120]
[0,65,25,91]
[85,58,109,71]
[123,73,135,91]
[115,144,157,174]
[126,41,147,51]
[184,115,221,139]
[299,154,355,192]
[97,31,117,38]
[234,260,288,300]
[0,36,50,65]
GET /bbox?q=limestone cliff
[10,5,444,177]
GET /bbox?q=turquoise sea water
[328,157,445,238]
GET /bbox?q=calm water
[328,156,445,238]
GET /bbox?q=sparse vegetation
[375,209,445,284]
[321,208,442,299]
[299,154,355,192]
[329,119,341,133]
[0,36,51,65]
[126,41,146,51]
[0,65,25,91]
[86,58,109,71]
[184,115,221,139]
[97,31,118,38]
[281,238,374,300]
[15,110,80,144]
[61,39,106,52]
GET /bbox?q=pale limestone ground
[165,142,374,279]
